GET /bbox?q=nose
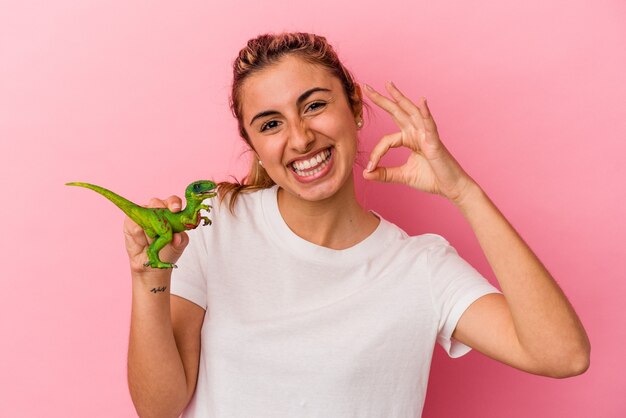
[288,118,315,153]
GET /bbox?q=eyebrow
[248,87,331,127]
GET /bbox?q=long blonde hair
[218,32,363,211]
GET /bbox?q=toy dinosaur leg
[144,232,177,269]
[200,204,212,225]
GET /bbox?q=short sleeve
[170,226,208,310]
[427,236,501,358]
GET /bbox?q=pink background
[1,0,625,416]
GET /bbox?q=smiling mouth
[290,147,332,177]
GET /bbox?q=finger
[123,217,149,255]
[123,216,145,239]
[170,231,189,251]
[417,97,438,137]
[362,83,412,128]
[154,231,189,267]
[362,164,405,184]
[385,83,442,151]
[147,197,167,209]
[164,195,183,212]
[387,89,440,151]
[384,81,425,129]
[365,131,404,172]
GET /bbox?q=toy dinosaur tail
[65,182,148,224]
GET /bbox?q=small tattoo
[150,286,167,294]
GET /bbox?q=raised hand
[361,81,476,204]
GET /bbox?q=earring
[258,160,263,166]
[356,119,363,128]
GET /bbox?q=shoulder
[215,186,270,217]
[203,186,268,223]
[371,216,455,272]
[377,215,450,255]
[189,186,271,245]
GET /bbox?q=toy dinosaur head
[186,180,217,201]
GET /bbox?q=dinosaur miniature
[66,180,217,269]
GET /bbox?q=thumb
[362,165,404,184]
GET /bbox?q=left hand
[361,81,476,204]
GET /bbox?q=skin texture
[125,55,590,417]
[67,180,216,268]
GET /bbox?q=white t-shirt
[171,186,501,417]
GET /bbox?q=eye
[305,101,326,112]
[260,120,281,132]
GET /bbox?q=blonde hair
[218,32,364,211]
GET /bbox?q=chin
[286,172,352,202]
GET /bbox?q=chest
[203,255,437,380]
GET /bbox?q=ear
[352,83,364,119]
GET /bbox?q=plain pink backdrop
[1,0,625,416]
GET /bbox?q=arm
[362,82,590,377]
[126,197,204,417]
[451,184,589,377]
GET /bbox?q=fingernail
[172,203,181,211]
[366,161,374,172]
[388,80,396,88]
[364,83,374,92]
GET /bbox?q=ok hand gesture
[362,82,477,205]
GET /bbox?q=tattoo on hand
[150,286,167,294]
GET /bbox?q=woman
[125,32,590,417]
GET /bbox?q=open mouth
[290,147,332,177]
[199,190,217,198]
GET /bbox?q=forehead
[240,55,341,116]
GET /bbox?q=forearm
[128,272,189,418]
[454,182,590,373]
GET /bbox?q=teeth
[292,149,331,176]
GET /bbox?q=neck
[277,176,379,250]
[181,195,198,214]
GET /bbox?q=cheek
[254,140,285,163]
[311,111,356,138]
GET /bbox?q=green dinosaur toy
[66,180,217,269]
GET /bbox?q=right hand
[123,195,189,275]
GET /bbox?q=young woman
[125,32,590,417]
